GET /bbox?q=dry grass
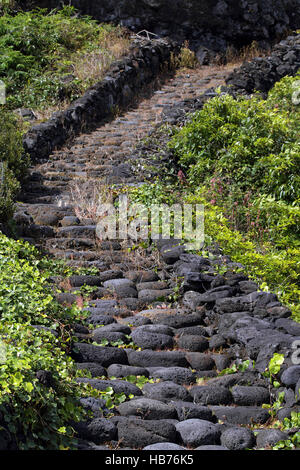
[73,32,130,86]
[70,181,116,222]
[35,28,131,122]
[171,39,267,73]
[171,41,199,70]
[222,40,270,65]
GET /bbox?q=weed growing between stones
[222,40,269,65]
[170,41,199,70]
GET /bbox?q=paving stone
[125,271,159,283]
[115,286,139,299]
[92,330,129,344]
[190,386,233,405]
[107,364,149,378]
[209,335,228,350]
[69,275,102,287]
[138,308,178,322]
[231,386,270,406]
[275,318,300,336]
[172,401,214,422]
[185,352,215,371]
[79,397,108,418]
[154,313,205,329]
[86,315,117,326]
[127,350,189,368]
[277,405,300,421]
[212,354,233,371]
[117,398,178,420]
[135,324,175,336]
[220,427,255,450]
[176,326,208,337]
[93,323,131,335]
[142,381,192,402]
[73,343,128,366]
[177,335,209,352]
[119,316,152,327]
[103,278,135,289]
[281,366,300,387]
[56,292,78,305]
[57,225,96,238]
[131,329,174,350]
[98,270,124,282]
[138,289,173,303]
[136,281,169,291]
[210,406,270,425]
[75,363,106,378]
[74,418,117,444]
[150,367,196,385]
[255,429,290,449]
[117,418,177,448]
[176,419,221,447]
[77,378,142,397]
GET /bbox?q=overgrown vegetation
[131,73,300,320]
[0,6,129,116]
[0,233,131,449]
[0,233,90,449]
[0,109,28,220]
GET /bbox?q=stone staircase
[14,63,300,451]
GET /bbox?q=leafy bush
[0,234,92,449]
[0,234,84,325]
[0,108,28,221]
[0,323,86,450]
[169,75,300,206]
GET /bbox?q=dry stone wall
[23,38,179,161]
[20,1,300,54]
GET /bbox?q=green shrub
[169,76,300,205]
[0,322,86,450]
[0,7,129,111]
[0,233,94,449]
[0,233,84,325]
[0,109,28,221]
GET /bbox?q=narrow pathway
[16,63,300,451]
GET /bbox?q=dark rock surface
[220,427,255,450]
[24,1,300,55]
[117,398,178,420]
[117,418,177,448]
[226,34,300,94]
[176,419,221,447]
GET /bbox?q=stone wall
[20,0,300,51]
[226,33,300,93]
[23,38,179,161]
